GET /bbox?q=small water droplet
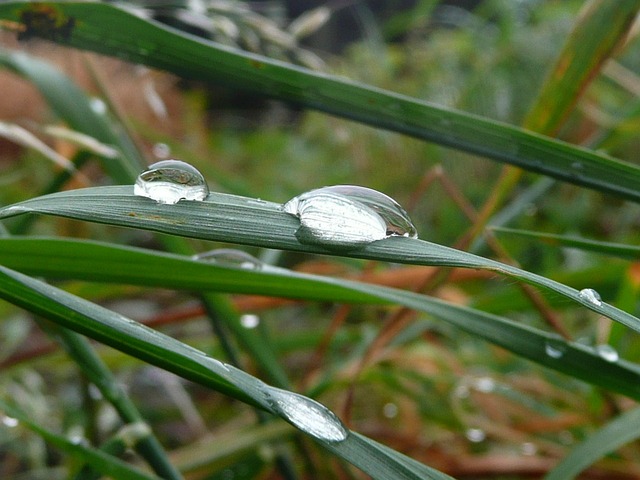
[152,142,171,159]
[596,344,619,362]
[382,402,398,418]
[264,387,348,442]
[2,416,18,428]
[240,314,260,329]
[465,428,486,443]
[545,338,567,359]
[134,160,209,204]
[68,434,86,445]
[472,376,495,393]
[282,185,417,248]
[193,249,263,270]
[520,442,537,456]
[578,288,602,307]
[89,97,107,115]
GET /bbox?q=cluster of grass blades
[2,1,640,479]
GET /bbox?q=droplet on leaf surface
[264,387,348,443]
[282,185,417,248]
[193,249,263,270]
[595,344,619,363]
[134,160,209,204]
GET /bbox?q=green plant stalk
[37,320,184,480]
[2,1,640,202]
[0,398,163,480]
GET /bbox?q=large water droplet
[134,160,209,205]
[282,185,417,248]
[578,288,602,307]
[595,344,619,362]
[193,249,263,270]
[264,387,348,442]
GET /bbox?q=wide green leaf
[1,1,640,202]
[2,186,639,334]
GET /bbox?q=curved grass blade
[0,265,452,480]
[1,2,640,202]
[0,399,162,480]
[492,227,640,260]
[0,47,142,182]
[2,236,640,401]
[545,407,640,480]
[1,186,638,333]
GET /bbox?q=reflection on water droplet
[152,142,171,159]
[2,416,18,428]
[264,387,348,442]
[68,434,86,445]
[472,376,495,393]
[578,288,602,307]
[382,402,398,418]
[596,344,619,362]
[465,428,486,443]
[193,249,263,270]
[240,314,260,329]
[282,185,417,248]
[134,160,209,204]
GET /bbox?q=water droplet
[520,442,537,456]
[240,314,260,329]
[545,338,567,359]
[2,416,18,428]
[596,344,619,362]
[192,249,263,270]
[382,402,398,418]
[264,387,348,442]
[134,160,209,204]
[282,185,417,248]
[89,97,107,115]
[465,428,486,443]
[152,142,171,159]
[578,288,602,307]
[472,376,495,393]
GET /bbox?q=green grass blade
[2,2,640,202]
[0,265,452,480]
[492,227,640,260]
[3,236,640,401]
[523,0,640,134]
[1,186,638,333]
[0,399,162,480]
[545,407,640,480]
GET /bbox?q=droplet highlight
[545,337,567,359]
[465,428,486,443]
[282,185,417,248]
[578,288,602,307]
[240,314,260,329]
[1,415,18,428]
[596,344,619,363]
[134,160,209,205]
[264,387,348,442]
[193,249,263,270]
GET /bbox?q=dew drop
[578,288,602,307]
[596,344,619,362]
[240,314,260,329]
[282,185,417,248]
[89,97,107,115]
[2,416,18,428]
[544,338,567,359]
[472,376,495,393]
[264,387,348,442]
[134,160,209,204]
[465,428,486,443]
[192,248,263,270]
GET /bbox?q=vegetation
[2,0,640,478]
